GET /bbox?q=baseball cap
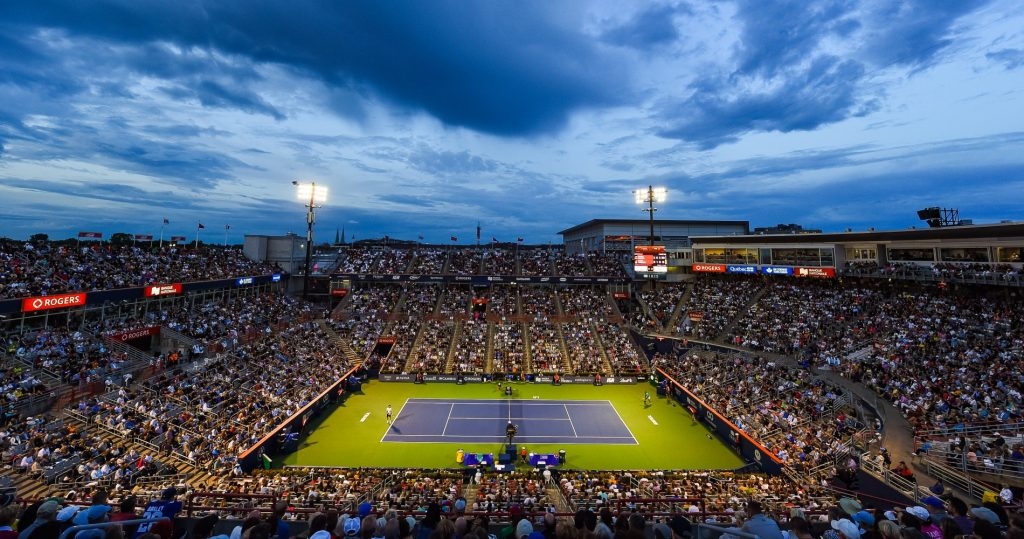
[37,500,61,518]
[921,497,944,509]
[516,519,533,539]
[851,511,875,527]
[358,501,373,518]
[831,519,861,539]
[969,507,1000,524]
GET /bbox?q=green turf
[280,381,744,470]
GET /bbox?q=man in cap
[17,501,58,539]
[830,519,860,539]
[920,497,948,524]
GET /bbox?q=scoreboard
[633,245,668,273]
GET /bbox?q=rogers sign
[22,292,87,312]
[692,263,727,273]
[143,283,183,297]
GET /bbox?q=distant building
[244,233,306,274]
[558,218,750,255]
[753,223,822,234]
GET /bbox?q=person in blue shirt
[132,487,182,539]
[740,500,784,539]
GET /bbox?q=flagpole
[160,219,167,249]
[195,223,201,248]
[224,225,230,247]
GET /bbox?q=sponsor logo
[726,265,757,274]
[796,267,836,278]
[271,273,282,282]
[22,292,87,312]
[753,449,762,462]
[143,283,183,297]
[236,276,254,286]
[761,266,793,275]
[692,263,726,273]
[110,326,161,342]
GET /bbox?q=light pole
[634,186,666,290]
[293,181,328,301]
[634,185,666,246]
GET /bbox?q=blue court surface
[381,398,637,445]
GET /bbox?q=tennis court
[381,398,637,445]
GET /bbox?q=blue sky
[1,0,1022,244]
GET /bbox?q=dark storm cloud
[986,48,1024,70]
[731,0,859,76]
[653,0,989,148]
[659,56,871,148]
[602,4,683,49]
[861,0,990,68]
[0,0,627,136]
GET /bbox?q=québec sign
[21,292,88,312]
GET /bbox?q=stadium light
[293,180,328,300]
[634,186,666,246]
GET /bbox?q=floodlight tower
[635,185,667,246]
[293,180,328,301]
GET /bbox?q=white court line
[564,404,579,437]
[360,412,370,423]
[648,415,658,425]
[378,398,412,443]
[441,403,455,435]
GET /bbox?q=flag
[170,235,186,242]
[418,235,424,240]
[476,223,481,240]
[163,218,169,225]
[491,236,498,243]
[198,223,205,229]
[134,234,154,241]
[225,224,230,230]
[450,235,457,242]
[517,237,524,243]
[77,231,102,239]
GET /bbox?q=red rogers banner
[108,326,161,342]
[22,292,88,312]
[692,263,727,273]
[143,283,183,297]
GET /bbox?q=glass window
[888,247,935,262]
[996,247,1023,263]
[939,247,990,262]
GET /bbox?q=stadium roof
[558,218,751,236]
[691,221,1024,244]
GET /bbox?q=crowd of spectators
[0,240,279,299]
[676,277,763,341]
[656,349,872,475]
[326,246,627,278]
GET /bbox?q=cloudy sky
[1,0,1022,244]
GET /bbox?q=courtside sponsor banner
[77,231,102,239]
[21,292,87,312]
[108,326,161,342]
[143,283,183,297]
[134,234,154,241]
[692,263,726,273]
